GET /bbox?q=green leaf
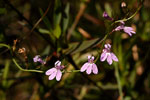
[53,24,61,38]
[54,0,62,27]
[39,8,52,31]
[2,60,11,88]
[63,3,70,32]
[39,28,51,34]
[63,38,103,54]
[0,43,10,49]
[104,3,112,17]
[124,96,131,100]
[54,13,62,27]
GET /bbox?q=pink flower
[45,60,64,81]
[33,55,46,64]
[114,21,136,36]
[100,44,118,65]
[103,11,114,21]
[123,26,136,36]
[80,55,98,74]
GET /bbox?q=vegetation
[0,0,150,100]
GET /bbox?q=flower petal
[80,62,89,72]
[55,60,61,66]
[111,53,118,62]
[88,55,91,60]
[105,44,111,49]
[33,55,40,62]
[115,25,124,31]
[48,71,57,80]
[131,31,136,34]
[100,52,107,62]
[107,54,112,65]
[92,63,98,74]
[123,27,135,36]
[45,68,57,75]
[91,56,94,61]
[103,11,114,21]
[56,70,62,81]
[86,64,92,74]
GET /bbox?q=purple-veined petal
[131,31,136,34]
[124,27,135,36]
[48,70,57,80]
[91,56,94,61]
[45,68,57,75]
[107,44,111,49]
[80,63,89,72]
[88,55,91,60]
[92,63,98,74]
[100,52,107,62]
[124,29,132,36]
[111,53,118,62]
[120,21,125,25]
[55,60,61,66]
[105,44,111,49]
[86,64,92,74]
[124,26,131,30]
[107,54,113,65]
[104,44,108,48]
[127,32,132,36]
[56,70,62,81]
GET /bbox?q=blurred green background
[0,0,150,100]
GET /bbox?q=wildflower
[103,11,114,21]
[100,44,118,65]
[45,60,64,81]
[80,55,98,74]
[33,55,46,64]
[114,21,136,36]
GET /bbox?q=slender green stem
[94,51,100,63]
[63,69,80,73]
[0,43,44,73]
[94,30,111,63]
[2,60,11,87]
[114,65,123,100]
[112,5,142,25]
[100,33,109,51]
[12,58,44,73]
[0,43,10,49]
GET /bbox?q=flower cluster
[33,10,136,81]
[35,44,118,81]
[103,12,136,36]
[80,44,118,75]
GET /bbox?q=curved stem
[63,69,80,73]
[0,43,10,49]
[94,27,113,63]
[114,65,123,100]
[112,5,142,25]
[94,52,100,63]
[12,58,44,73]
[0,43,44,73]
